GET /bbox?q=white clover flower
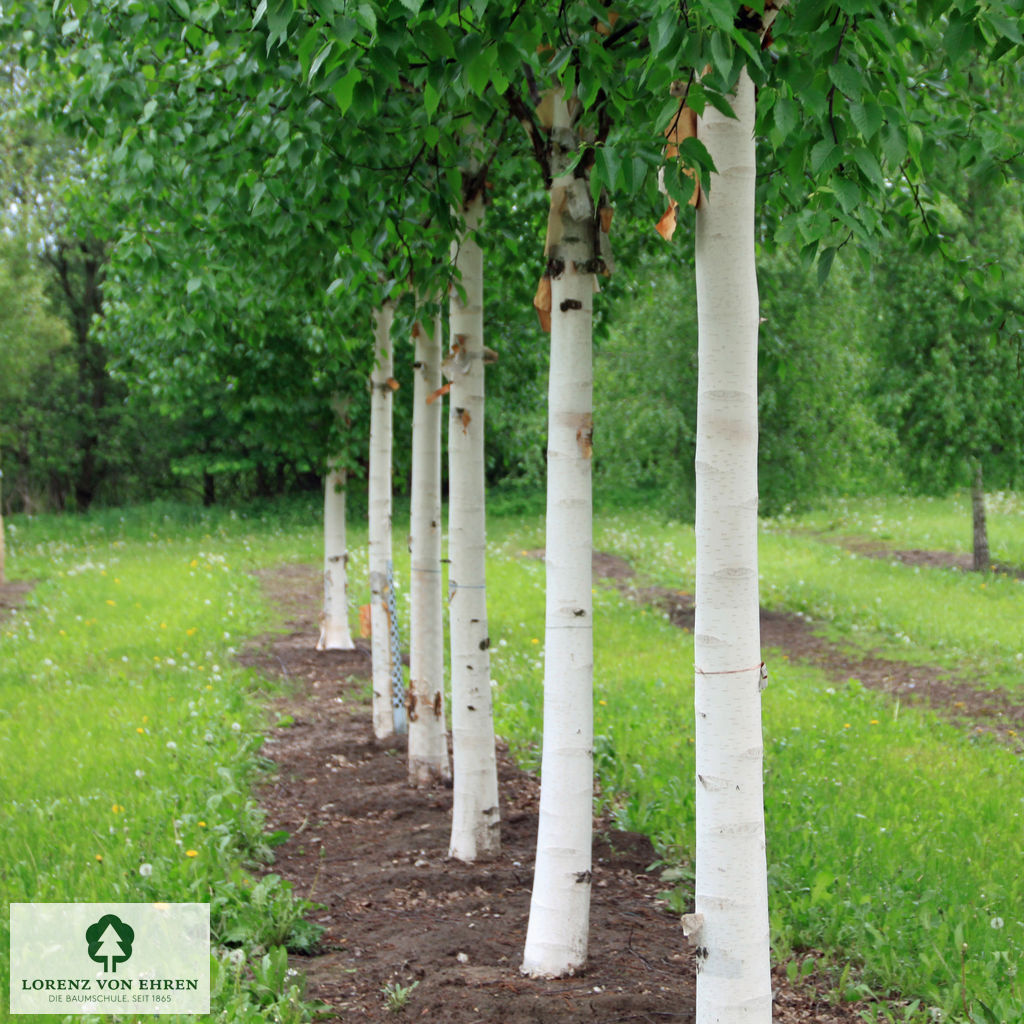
[204,732,214,743]
[166,741,177,751]
[230,722,242,732]
[135,769,145,778]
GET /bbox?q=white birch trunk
[691,68,771,1022]
[318,451,355,650]
[368,303,396,740]
[521,91,595,978]
[408,310,451,785]
[447,192,500,861]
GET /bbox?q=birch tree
[318,399,355,651]
[368,303,400,740]
[408,309,450,784]
[520,86,605,977]
[446,186,500,860]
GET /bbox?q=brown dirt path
[242,562,875,1024]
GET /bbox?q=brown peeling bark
[576,413,594,459]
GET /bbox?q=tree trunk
[318,448,355,651]
[691,68,771,1023]
[972,461,990,573]
[408,310,451,785]
[522,89,597,979]
[0,463,5,584]
[369,303,397,739]
[447,191,500,861]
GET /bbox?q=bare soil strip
[244,562,871,1024]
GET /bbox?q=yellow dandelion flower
[185,849,199,858]
[598,699,607,706]
[190,559,198,568]
[1009,730,1018,737]
[870,720,879,725]
[843,723,851,729]
[59,629,66,636]
[142,715,149,723]
[206,685,213,691]
[137,727,145,734]
[531,638,540,644]
[160,622,167,629]
[106,599,116,606]
[95,854,103,862]
[100,570,107,577]
[198,821,206,828]
[186,628,197,637]
[112,804,123,814]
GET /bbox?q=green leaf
[186,277,203,295]
[988,13,1024,45]
[399,0,424,12]
[810,139,842,176]
[817,246,837,286]
[308,40,334,81]
[849,100,883,141]
[827,63,863,100]
[852,146,884,189]
[703,88,737,120]
[420,21,455,60]
[832,176,861,213]
[774,96,798,137]
[648,9,675,59]
[465,49,492,97]
[710,31,733,82]
[423,80,440,118]
[252,0,267,26]
[943,16,974,63]
[332,69,362,114]
[140,99,158,124]
[880,123,907,167]
[595,145,620,192]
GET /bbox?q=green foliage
[594,249,899,516]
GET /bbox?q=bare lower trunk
[447,191,500,862]
[318,459,355,651]
[522,89,599,979]
[408,311,451,785]
[369,304,397,739]
[972,461,990,573]
[0,464,5,584]
[691,68,772,1023]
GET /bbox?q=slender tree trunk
[447,191,500,861]
[369,303,397,739]
[972,460,990,573]
[408,310,451,785]
[522,89,597,979]
[690,68,771,1023]
[0,464,5,584]
[318,428,355,651]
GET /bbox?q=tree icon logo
[85,914,135,973]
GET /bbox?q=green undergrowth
[5,493,1024,1023]
[487,499,1024,1023]
[0,502,331,1024]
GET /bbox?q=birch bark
[521,90,596,979]
[318,399,355,651]
[369,303,397,740]
[447,191,500,861]
[691,68,771,1022]
[408,310,451,785]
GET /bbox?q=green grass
[4,491,1024,1023]
[1,502,329,1024]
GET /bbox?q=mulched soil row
[244,562,874,1024]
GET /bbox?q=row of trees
[3,1,1023,1018]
